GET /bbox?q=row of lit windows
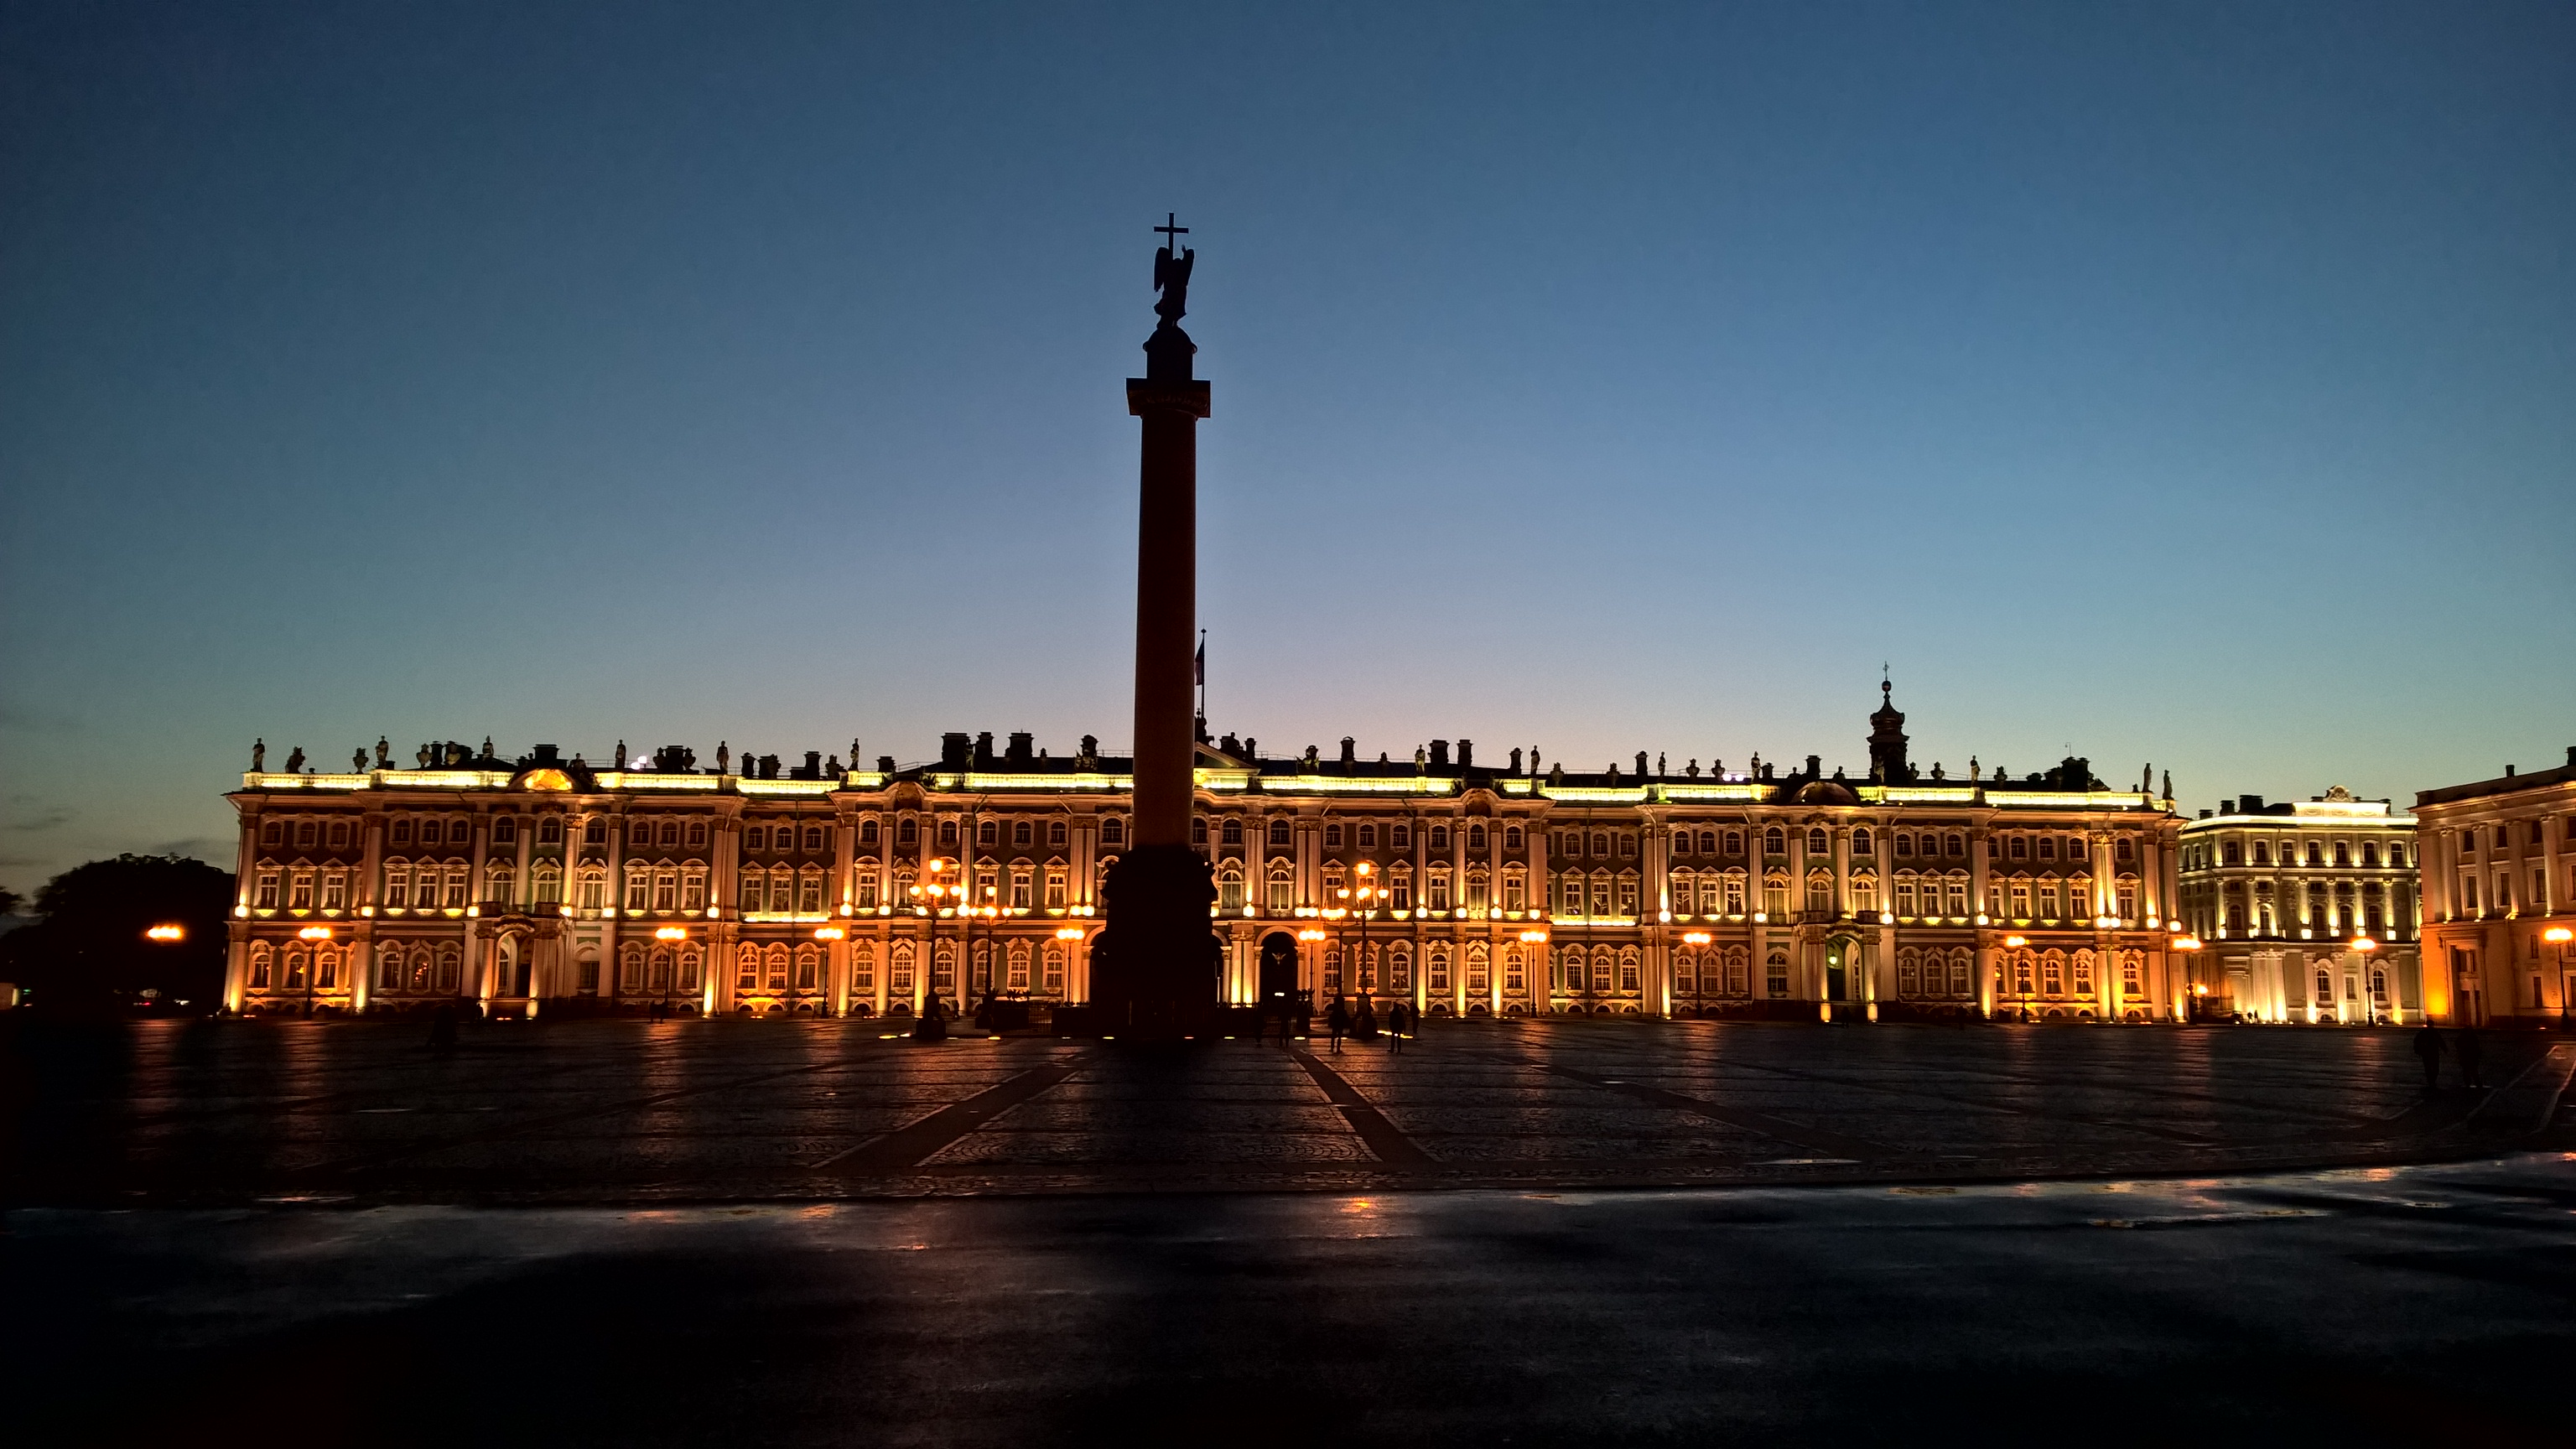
[1994,949,2145,1000]
[2455,818,2573,854]
[2194,839,2407,870]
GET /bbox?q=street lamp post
[2351,935,2380,1026]
[2547,926,2573,1031]
[1296,927,1326,1035]
[2173,935,2205,1021]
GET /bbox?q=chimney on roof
[1430,740,1451,770]
[940,733,970,770]
[974,731,995,769]
[2239,795,2265,814]
[1006,731,1034,766]
[1457,740,1473,769]
[1340,736,1357,767]
[2505,765,2516,778]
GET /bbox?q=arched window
[1192,818,1210,847]
[850,943,875,991]
[1218,860,1245,912]
[1006,940,1031,991]
[434,943,461,993]
[896,818,917,847]
[1388,943,1412,991]
[1504,826,1524,850]
[1766,950,1789,997]
[1268,818,1291,847]
[1041,940,1066,993]
[1467,943,1490,993]
[1898,948,1919,997]
[1468,824,1487,850]
[766,943,792,991]
[621,943,648,991]
[890,941,915,992]
[1429,824,1450,850]
[677,948,703,992]
[1763,828,1785,855]
[248,941,274,989]
[532,862,562,904]
[1101,817,1124,844]
[378,942,404,989]
[794,943,821,991]
[1805,872,1832,914]
[1266,862,1293,913]
[1852,828,1872,855]
[736,943,760,989]
[979,820,999,847]
[1221,818,1243,845]
[1807,828,1828,854]
[1504,945,1526,993]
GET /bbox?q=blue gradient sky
[3,3,2570,893]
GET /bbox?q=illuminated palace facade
[222,691,2189,1023]
[2174,788,2422,1024]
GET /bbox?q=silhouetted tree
[0,855,232,1012]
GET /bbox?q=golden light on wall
[298,925,333,940]
[813,927,845,941]
[2002,935,2028,949]
[654,926,688,942]
[143,923,186,943]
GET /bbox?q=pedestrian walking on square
[1388,1000,1410,1053]
[1354,997,1378,1042]
[2412,1023,2444,1090]
[2456,1025,2485,1088]
[1326,995,1350,1053]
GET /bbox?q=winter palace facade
[221,689,2194,1024]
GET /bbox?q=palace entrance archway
[1259,932,1300,1001]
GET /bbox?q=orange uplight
[1519,928,1549,944]
[297,925,333,940]
[654,926,688,941]
[1297,928,1326,943]
[813,927,845,941]
[2545,927,2573,944]
[2002,935,2028,949]
[1681,931,1712,946]
[2174,936,2205,951]
[1055,927,1083,941]
[143,923,186,943]
[2351,936,2378,953]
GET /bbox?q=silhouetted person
[1325,995,1350,1053]
[915,992,948,1043]
[974,989,995,1032]
[426,1004,457,1054]
[1387,1000,1410,1053]
[2456,1025,2484,1088]
[1354,998,1378,1042]
[2412,1023,2444,1089]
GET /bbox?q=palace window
[855,869,880,911]
[483,866,513,906]
[2072,953,2094,995]
[1010,866,1034,911]
[1429,945,1450,993]
[653,870,678,912]
[294,821,318,849]
[1269,819,1291,847]
[1590,871,1613,917]
[2123,953,2143,995]
[1102,817,1124,844]
[532,863,563,905]
[1592,833,1610,857]
[1504,867,1527,913]
[288,871,314,911]
[1763,828,1785,855]
[1046,866,1067,910]
[2116,881,2137,919]
[1007,940,1031,991]
[1898,949,1919,996]
[1895,877,1917,917]
[248,942,273,989]
[2037,837,2057,862]
[746,826,767,852]
[538,815,564,845]
[1762,874,1789,917]
[896,818,917,847]
[1467,944,1488,994]
[795,944,821,992]
[1723,874,1747,915]
[2115,837,2133,863]
[1388,867,1412,911]
[382,863,410,910]
[1616,872,1639,916]
[1358,823,1376,849]
[937,819,958,847]
[1468,824,1486,850]
[1766,951,1789,997]
[978,820,998,847]
[1465,868,1490,914]
[1427,869,1452,913]
[1805,874,1831,914]
[1325,824,1343,849]
[1015,819,1036,847]
[577,867,605,911]
[1391,823,1411,849]
[1042,941,1065,993]
[2009,881,2031,918]
[1505,826,1524,850]
[625,867,651,913]
[1894,834,1913,858]
[1428,824,1447,850]
[1852,828,1873,855]
[1504,946,1525,993]
[1221,818,1242,846]
[1852,875,1876,914]
[2038,881,2061,919]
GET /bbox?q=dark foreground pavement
[8,1155,2576,1448]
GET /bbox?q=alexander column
[1093,215,1218,1039]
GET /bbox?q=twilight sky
[3,3,2570,894]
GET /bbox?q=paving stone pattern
[7,1016,2565,1205]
